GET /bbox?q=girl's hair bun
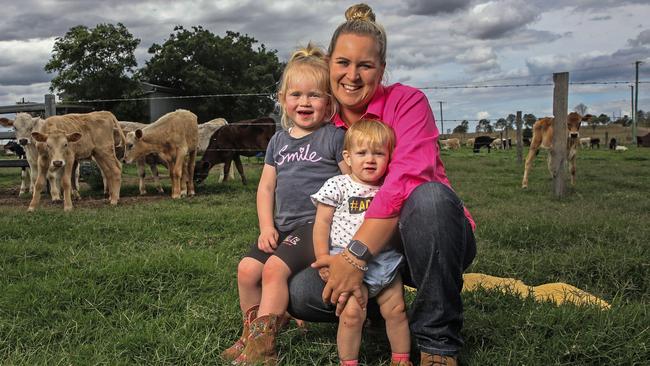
[345,3,375,22]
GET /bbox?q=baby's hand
[258,227,279,253]
[318,267,330,282]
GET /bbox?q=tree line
[45,23,283,122]
[452,102,648,136]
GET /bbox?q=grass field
[0,147,648,365]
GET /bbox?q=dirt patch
[0,183,170,210]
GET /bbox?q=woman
[288,4,476,366]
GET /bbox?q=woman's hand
[312,252,366,315]
[257,227,279,253]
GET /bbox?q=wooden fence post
[516,111,523,164]
[552,72,569,198]
[44,94,56,117]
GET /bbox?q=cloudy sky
[1,0,649,131]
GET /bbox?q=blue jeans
[287,182,476,356]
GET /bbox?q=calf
[615,145,628,152]
[473,136,495,153]
[194,117,275,185]
[521,112,592,189]
[118,121,165,195]
[124,109,198,199]
[197,117,233,182]
[579,137,591,149]
[440,138,460,150]
[1,113,73,199]
[589,137,600,149]
[3,141,28,193]
[465,138,475,148]
[30,111,126,211]
[609,138,617,150]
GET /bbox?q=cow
[615,145,628,152]
[589,137,600,149]
[30,111,126,211]
[117,121,167,195]
[124,109,198,199]
[465,138,475,148]
[473,136,495,153]
[197,117,234,182]
[609,138,617,150]
[3,141,28,193]
[521,112,593,189]
[579,137,591,149]
[194,117,275,186]
[0,113,74,199]
[440,138,460,150]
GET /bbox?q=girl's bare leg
[376,275,410,354]
[337,285,368,361]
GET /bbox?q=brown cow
[30,111,126,211]
[521,112,592,189]
[124,109,198,199]
[194,117,275,185]
[440,138,460,150]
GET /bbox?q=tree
[139,26,283,122]
[523,113,537,129]
[495,118,507,131]
[45,23,143,119]
[574,103,588,115]
[452,120,469,134]
[476,119,493,133]
[590,113,611,133]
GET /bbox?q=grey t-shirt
[265,123,345,231]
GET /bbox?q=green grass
[0,149,648,365]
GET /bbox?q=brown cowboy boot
[221,305,259,361]
[232,313,282,366]
[390,360,413,366]
[420,352,458,366]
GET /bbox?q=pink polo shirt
[333,83,475,230]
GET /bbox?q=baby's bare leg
[337,285,369,361]
[376,274,410,354]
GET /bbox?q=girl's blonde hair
[329,3,387,66]
[277,43,337,130]
[344,119,395,155]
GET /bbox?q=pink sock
[340,360,358,366]
[392,352,410,362]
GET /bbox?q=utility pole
[633,61,642,146]
[437,101,445,137]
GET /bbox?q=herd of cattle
[0,110,634,211]
[0,110,274,211]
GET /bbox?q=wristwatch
[346,240,373,262]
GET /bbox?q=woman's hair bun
[345,3,376,22]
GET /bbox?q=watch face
[349,241,367,257]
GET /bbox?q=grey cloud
[525,45,650,83]
[628,29,650,47]
[456,0,541,40]
[401,0,472,16]
[0,63,51,86]
[589,15,611,21]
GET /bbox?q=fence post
[551,72,569,198]
[44,94,56,117]
[516,111,523,164]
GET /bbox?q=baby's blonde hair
[344,119,395,155]
[277,43,337,130]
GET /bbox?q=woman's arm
[256,163,278,253]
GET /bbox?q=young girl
[311,119,411,366]
[223,44,349,366]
